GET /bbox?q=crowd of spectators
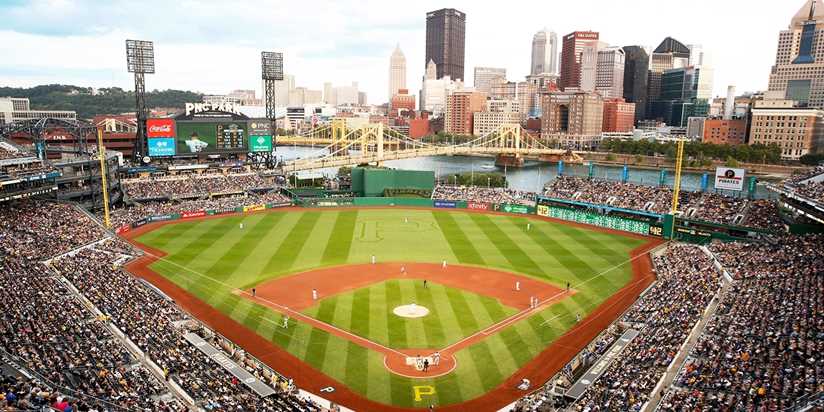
[544,176,759,227]
[512,244,722,411]
[782,167,824,202]
[659,236,823,411]
[0,145,33,160]
[106,191,292,228]
[432,185,537,206]
[50,240,323,411]
[0,202,183,410]
[740,199,785,231]
[122,172,275,200]
[0,200,326,411]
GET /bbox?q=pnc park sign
[184,102,243,117]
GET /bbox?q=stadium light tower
[260,51,283,168]
[261,51,284,121]
[126,39,155,162]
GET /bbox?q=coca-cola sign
[147,118,176,137]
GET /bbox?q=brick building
[602,98,636,133]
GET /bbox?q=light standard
[487,177,491,188]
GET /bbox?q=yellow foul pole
[669,139,685,239]
[97,128,111,228]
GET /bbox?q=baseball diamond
[124,207,659,410]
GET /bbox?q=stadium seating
[543,176,779,228]
[0,201,322,411]
[432,185,537,206]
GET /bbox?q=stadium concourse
[0,163,820,411]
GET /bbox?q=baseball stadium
[0,1,822,410]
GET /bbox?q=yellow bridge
[280,120,584,172]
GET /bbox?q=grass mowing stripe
[240,303,270,333]
[468,213,545,277]
[398,280,427,348]
[343,341,370,396]
[350,287,371,338]
[497,326,535,365]
[552,223,628,264]
[432,370,463,406]
[428,283,468,347]
[368,282,390,346]
[302,298,337,368]
[431,211,484,265]
[385,280,408,348]
[261,211,321,274]
[321,210,358,264]
[513,216,598,281]
[140,221,199,249]
[443,286,480,336]
[468,339,501,391]
[413,282,447,348]
[163,217,241,267]
[205,213,283,280]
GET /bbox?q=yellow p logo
[412,385,436,401]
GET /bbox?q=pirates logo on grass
[413,385,435,401]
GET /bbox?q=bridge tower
[330,118,347,156]
[494,123,525,168]
[359,123,385,166]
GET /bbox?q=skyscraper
[622,46,649,121]
[531,29,558,75]
[388,45,407,102]
[596,47,625,98]
[647,37,691,119]
[559,31,600,91]
[768,0,824,107]
[473,67,506,94]
[426,8,466,81]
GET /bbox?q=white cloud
[0,0,801,105]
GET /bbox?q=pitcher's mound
[393,304,429,318]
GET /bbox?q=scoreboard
[537,204,651,235]
[216,123,245,150]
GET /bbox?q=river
[275,146,777,199]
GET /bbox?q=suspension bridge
[279,120,584,172]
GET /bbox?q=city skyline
[0,0,804,105]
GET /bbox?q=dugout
[350,168,434,197]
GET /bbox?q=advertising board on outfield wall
[243,204,266,212]
[498,203,533,214]
[466,202,490,210]
[537,205,650,235]
[181,210,206,219]
[433,200,457,208]
[715,167,745,191]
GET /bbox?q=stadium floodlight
[126,39,154,162]
[126,39,155,74]
[261,51,284,80]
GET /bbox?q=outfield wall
[116,195,761,243]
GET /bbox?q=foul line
[131,246,409,358]
[128,237,665,369]
[442,243,660,352]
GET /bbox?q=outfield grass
[303,279,519,349]
[137,209,645,408]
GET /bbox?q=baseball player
[312,289,318,300]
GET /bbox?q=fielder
[281,314,289,328]
[371,255,376,264]
[239,223,244,229]
[433,351,440,366]
[515,281,520,291]
[312,289,318,300]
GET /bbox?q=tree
[725,156,740,168]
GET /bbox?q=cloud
[0,0,797,105]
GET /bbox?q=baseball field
[127,208,655,410]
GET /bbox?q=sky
[0,0,808,106]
